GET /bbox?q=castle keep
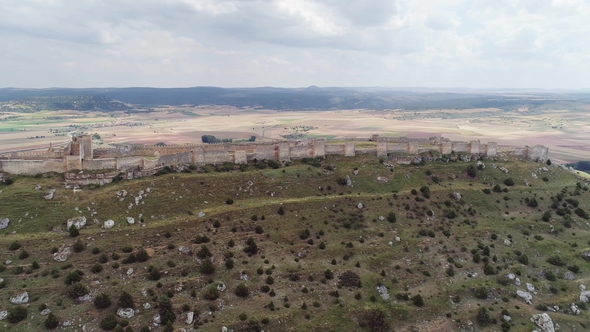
[0,134,549,179]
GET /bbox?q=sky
[1,0,589,89]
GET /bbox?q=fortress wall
[0,159,63,175]
[313,140,326,158]
[290,146,313,159]
[278,143,291,162]
[203,150,233,164]
[377,141,387,158]
[234,151,247,164]
[84,159,117,171]
[387,143,408,153]
[510,148,526,156]
[157,152,192,166]
[469,140,481,154]
[325,144,345,155]
[441,142,453,155]
[143,158,159,171]
[356,148,377,155]
[526,145,549,161]
[452,142,469,153]
[486,142,498,157]
[65,155,81,171]
[252,145,277,161]
[117,157,143,170]
[344,142,356,157]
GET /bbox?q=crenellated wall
[0,134,546,176]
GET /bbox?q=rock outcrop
[10,291,29,304]
[67,216,86,230]
[44,189,56,200]
[516,290,533,304]
[0,218,9,230]
[117,308,135,319]
[530,313,555,332]
[53,246,73,262]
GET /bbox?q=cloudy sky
[1,0,589,89]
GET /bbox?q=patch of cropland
[0,155,589,332]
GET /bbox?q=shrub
[196,245,212,259]
[466,165,477,178]
[203,286,219,300]
[8,306,28,323]
[493,184,502,193]
[136,248,149,262]
[358,307,388,332]
[100,314,118,330]
[122,253,136,264]
[387,212,396,223]
[94,293,111,309]
[542,211,551,222]
[474,287,488,299]
[8,242,21,251]
[277,206,285,215]
[73,239,84,253]
[527,197,538,208]
[91,264,103,273]
[255,225,264,234]
[235,283,249,297]
[226,198,234,205]
[148,266,161,281]
[118,291,134,308]
[517,254,529,265]
[68,283,89,299]
[65,271,82,285]
[69,225,80,237]
[158,295,176,325]
[200,258,215,275]
[324,269,334,280]
[504,178,515,186]
[547,256,566,267]
[412,294,424,307]
[476,307,491,326]
[482,188,491,194]
[545,270,557,281]
[44,312,59,329]
[225,258,234,269]
[243,237,258,255]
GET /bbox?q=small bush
[412,294,424,307]
[235,283,249,297]
[8,306,28,323]
[69,226,80,237]
[44,312,59,329]
[504,178,514,186]
[203,286,219,300]
[118,291,134,308]
[68,283,89,299]
[226,198,234,205]
[8,242,21,251]
[277,206,285,216]
[474,287,488,299]
[547,256,565,267]
[100,314,118,330]
[94,293,111,309]
[136,248,149,262]
[73,239,84,253]
[200,258,215,275]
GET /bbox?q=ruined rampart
[0,134,549,176]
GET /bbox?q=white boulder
[10,291,29,304]
[580,290,590,303]
[0,218,9,230]
[44,189,56,200]
[0,310,8,321]
[40,309,51,316]
[530,313,555,332]
[66,216,86,230]
[185,312,194,325]
[53,246,73,262]
[117,308,135,319]
[126,217,135,225]
[103,220,115,229]
[516,290,533,304]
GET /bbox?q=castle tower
[312,139,326,159]
[344,142,356,157]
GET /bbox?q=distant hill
[0,94,130,112]
[0,86,589,111]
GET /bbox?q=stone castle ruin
[0,134,549,182]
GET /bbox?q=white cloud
[0,0,588,88]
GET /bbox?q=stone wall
[0,134,546,176]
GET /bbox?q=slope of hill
[0,155,589,331]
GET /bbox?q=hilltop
[0,154,589,331]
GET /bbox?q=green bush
[68,283,89,299]
[44,312,59,329]
[235,283,249,297]
[8,242,21,251]
[476,307,491,326]
[412,294,424,307]
[203,286,219,300]
[94,293,111,309]
[474,287,488,299]
[73,239,84,252]
[118,291,134,308]
[100,314,118,330]
[504,178,515,186]
[136,248,150,262]
[69,225,80,237]
[200,258,215,275]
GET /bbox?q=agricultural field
[0,154,589,331]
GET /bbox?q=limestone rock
[452,192,461,201]
[515,278,521,286]
[44,189,56,200]
[388,241,393,247]
[153,314,161,325]
[0,310,7,321]
[563,271,576,280]
[395,236,401,242]
[346,175,352,186]
[516,290,533,304]
[376,285,389,300]
[507,273,515,280]
[526,283,536,293]
[503,315,511,322]
[580,290,590,303]
[0,218,9,230]
[353,169,359,175]
[178,246,191,254]
[357,203,364,209]
[503,239,511,246]
[198,211,205,218]
[53,246,73,262]
[40,309,51,316]
[530,313,555,332]
[127,268,134,276]
[66,216,86,230]
[117,308,135,319]
[144,303,152,309]
[126,217,135,225]
[581,251,590,262]
[571,303,580,315]
[378,216,385,221]
[476,161,485,169]
[217,282,226,292]
[103,220,115,229]
[185,311,194,325]
[10,291,29,304]
[221,327,228,332]
[376,176,388,183]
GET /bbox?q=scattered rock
[516,290,533,304]
[153,314,161,325]
[221,327,228,332]
[452,192,461,201]
[346,175,352,186]
[530,313,555,332]
[563,271,576,280]
[217,282,227,292]
[77,294,92,302]
[376,176,388,183]
[388,241,393,247]
[503,315,511,322]
[357,203,364,209]
[0,218,9,230]
[10,291,29,304]
[40,309,51,316]
[526,283,536,293]
[5,260,11,265]
[531,173,538,179]
[126,217,135,225]
[571,303,580,315]
[352,169,359,175]
[395,236,401,242]
[35,184,42,191]
[66,216,87,230]
[0,311,7,321]
[116,308,134,319]
[503,239,511,246]
[185,311,194,325]
[103,220,115,229]
[44,189,56,200]
[127,268,134,276]
[378,216,385,221]
[178,246,190,254]
[580,290,590,303]
[376,285,390,300]
[581,251,590,262]
[53,246,73,262]
[198,211,205,218]
[240,273,248,281]
[117,190,128,197]
[144,303,152,309]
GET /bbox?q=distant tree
[466,165,477,178]
[249,135,256,142]
[118,291,134,308]
[44,312,59,329]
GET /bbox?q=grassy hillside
[0,155,589,332]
